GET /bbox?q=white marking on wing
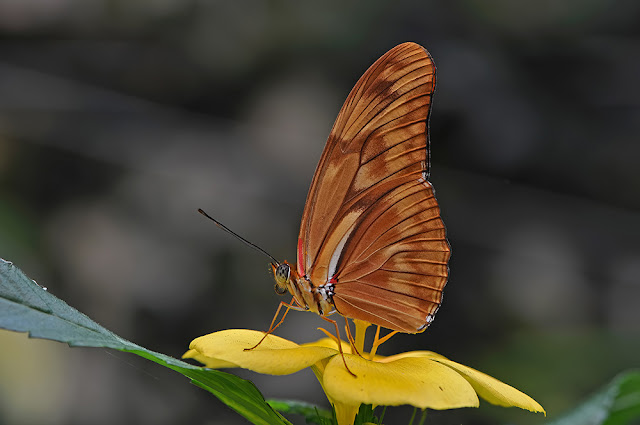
[327,211,361,281]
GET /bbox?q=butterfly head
[272,261,292,295]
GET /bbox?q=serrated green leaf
[0,258,289,425]
[546,370,640,425]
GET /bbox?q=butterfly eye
[273,263,290,295]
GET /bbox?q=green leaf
[353,404,378,425]
[0,258,289,425]
[267,399,334,425]
[546,370,640,425]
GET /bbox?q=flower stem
[417,409,427,425]
[408,407,417,425]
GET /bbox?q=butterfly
[200,42,449,359]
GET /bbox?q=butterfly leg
[319,315,356,377]
[245,297,304,351]
[344,321,361,357]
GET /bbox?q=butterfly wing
[297,42,450,333]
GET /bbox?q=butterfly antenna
[197,208,280,265]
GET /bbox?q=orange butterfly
[201,42,449,362]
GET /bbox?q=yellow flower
[184,324,544,425]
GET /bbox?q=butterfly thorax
[272,261,336,317]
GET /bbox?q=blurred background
[0,0,639,424]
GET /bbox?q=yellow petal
[188,329,338,375]
[395,352,545,414]
[300,337,346,350]
[182,349,238,369]
[378,350,446,363]
[429,357,545,414]
[323,354,479,410]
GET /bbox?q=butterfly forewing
[297,42,450,333]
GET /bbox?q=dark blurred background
[1,1,639,424]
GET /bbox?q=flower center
[351,319,399,360]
